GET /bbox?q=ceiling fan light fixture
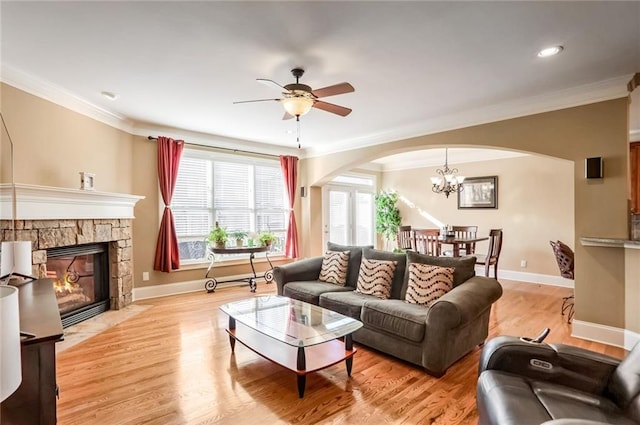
[282,97,314,117]
[537,45,563,58]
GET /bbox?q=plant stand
[204,246,274,293]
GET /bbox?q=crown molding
[1,64,135,134]
[2,64,633,158]
[306,74,633,158]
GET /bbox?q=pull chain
[296,116,301,149]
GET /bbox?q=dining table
[437,236,489,257]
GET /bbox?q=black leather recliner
[477,335,640,425]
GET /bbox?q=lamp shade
[0,285,21,401]
[282,97,314,116]
[0,241,33,278]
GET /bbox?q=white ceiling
[1,1,639,159]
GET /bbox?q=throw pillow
[405,263,454,306]
[327,242,374,288]
[356,258,397,299]
[362,247,407,299]
[405,250,476,288]
[318,250,350,286]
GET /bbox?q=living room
[1,2,639,424]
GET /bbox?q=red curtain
[154,136,185,272]
[280,155,299,258]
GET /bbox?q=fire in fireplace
[46,243,109,328]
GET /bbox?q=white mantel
[0,183,145,220]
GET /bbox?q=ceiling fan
[234,68,355,120]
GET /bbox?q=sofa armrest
[273,256,323,295]
[426,276,503,329]
[479,336,621,395]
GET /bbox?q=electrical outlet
[520,260,527,268]
[142,271,150,281]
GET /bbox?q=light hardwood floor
[56,280,625,425]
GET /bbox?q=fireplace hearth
[47,243,109,328]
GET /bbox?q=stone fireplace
[0,183,144,315]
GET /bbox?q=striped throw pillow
[356,258,397,299]
[405,263,454,306]
[319,250,350,286]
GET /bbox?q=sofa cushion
[327,242,373,288]
[319,290,377,320]
[405,251,476,296]
[533,380,635,424]
[405,263,454,306]
[283,280,353,305]
[318,250,350,286]
[362,247,407,299]
[355,258,397,299]
[360,299,428,343]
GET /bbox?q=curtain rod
[147,136,280,159]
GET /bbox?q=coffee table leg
[297,346,306,398]
[345,334,353,376]
[229,317,236,353]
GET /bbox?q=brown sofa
[273,243,503,376]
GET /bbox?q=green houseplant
[230,231,248,248]
[375,190,402,249]
[207,225,228,249]
[258,231,276,248]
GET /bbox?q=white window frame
[167,148,288,265]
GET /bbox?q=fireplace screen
[46,243,109,326]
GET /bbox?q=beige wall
[2,82,632,331]
[301,98,630,329]
[381,155,574,275]
[1,84,133,192]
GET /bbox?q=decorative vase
[236,239,243,248]
[215,241,225,249]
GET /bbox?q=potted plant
[207,224,228,249]
[230,231,248,248]
[258,231,276,248]
[375,190,402,250]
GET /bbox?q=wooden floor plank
[56,279,625,425]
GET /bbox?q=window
[171,149,287,263]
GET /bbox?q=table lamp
[0,284,21,402]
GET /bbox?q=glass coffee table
[219,296,363,398]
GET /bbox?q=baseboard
[133,273,262,301]
[625,330,640,350]
[571,320,634,349]
[475,266,573,288]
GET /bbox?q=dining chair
[475,229,503,279]
[396,225,413,250]
[550,240,575,323]
[452,225,478,254]
[413,229,440,256]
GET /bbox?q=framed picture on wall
[458,176,498,209]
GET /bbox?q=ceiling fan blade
[313,100,352,117]
[233,98,281,104]
[282,111,295,120]
[312,82,355,98]
[257,79,288,92]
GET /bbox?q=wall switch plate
[520,260,527,268]
[142,271,150,281]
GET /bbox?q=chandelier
[430,148,465,198]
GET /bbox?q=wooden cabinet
[1,279,63,425]
[632,142,640,213]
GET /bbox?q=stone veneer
[1,218,133,309]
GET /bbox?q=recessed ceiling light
[286,130,294,134]
[537,45,563,58]
[101,91,118,100]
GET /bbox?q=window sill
[178,254,287,271]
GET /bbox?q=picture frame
[457,176,498,209]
